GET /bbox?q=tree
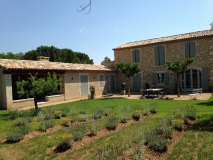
[210,21,213,30]
[116,62,141,97]
[165,58,193,97]
[23,46,94,64]
[16,72,61,113]
[101,56,112,65]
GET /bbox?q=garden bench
[189,88,202,100]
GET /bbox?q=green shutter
[202,67,209,91]
[99,75,104,87]
[154,47,159,65]
[190,42,196,57]
[135,50,140,62]
[132,50,135,62]
[152,73,158,85]
[185,42,190,58]
[159,46,165,65]
[164,72,169,85]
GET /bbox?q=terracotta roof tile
[0,59,117,71]
[113,29,213,50]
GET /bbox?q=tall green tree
[165,58,193,97]
[16,72,61,112]
[116,62,141,97]
[101,56,112,65]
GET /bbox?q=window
[157,73,164,84]
[154,46,165,65]
[99,75,104,87]
[185,41,196,57]
[132,49,140,63]
[152,72,169,86]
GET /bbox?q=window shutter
[132,50,135,62]
[135,50,140,62]
[152,73,158,85]
[185,42,190,58]
[164,72,169,85]
[159,46,165,65]
[154,47,159,65]
[174,72,177,84]
[202,67,209,91]
[190,42,196,57]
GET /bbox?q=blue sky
[0,0,213,64]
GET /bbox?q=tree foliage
[116,62,141,97]
[165,58,193,97]
[24,46,94,64]
[0,52,24,59]
[101,56,112,65]
[16,72,61,112]
[210,21,213,30]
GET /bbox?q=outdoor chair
[105,90,112,99]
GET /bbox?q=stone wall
[114,37,213,92]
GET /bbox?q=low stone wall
[45,94,65,103]
[12,98,34,109]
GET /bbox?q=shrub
[106,116,118,130]
[13,118,28,127]
[132,110,142,121]
[61,117,70,127]
[88,120,100,136]
[104,106,114,116]
[7,131,24,143]
[96,145,123,160]
[58,134,74,150]
[78,105,88,114]
[78,114,88,122]
[38,120,54,132]
[148,136,168,152]
[172,119,184,131]
[54,111,62,119]
[9,110,23,120]
[183,105,197,120]
[150,108,157,114]
[92,107,104,119]
[118,106,130,123]
[142,107,150,116]
[69,124,86,141]
[61,107,70,117]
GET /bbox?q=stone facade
[113,34,213,92]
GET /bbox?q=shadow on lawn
[189,114,213,132]
[0,113,10,121]
[196,101,213,106]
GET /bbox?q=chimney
[37,56,49,62]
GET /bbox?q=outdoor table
[143,88,163,98]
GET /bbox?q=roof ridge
[113,29,213,50]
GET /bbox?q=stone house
[0,57,117,109]
[113,30,213,93]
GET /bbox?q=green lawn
[0,96,213,160]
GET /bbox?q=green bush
[69,124,86,141]
[58,134,74,150]
[172,119,184,131]
[132,110,142,121]
[148,136,168,152]
[106,116,118,130]
[61,107,70,117]
[13,118,28,127]
[183,105,197,120]
[7,127,27,143]
[38,120,54,132]
[54,111,62,119]
[61,117,70,127]
[92,107,104,119]
[88,120,100,136]
[118,106,130,123]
